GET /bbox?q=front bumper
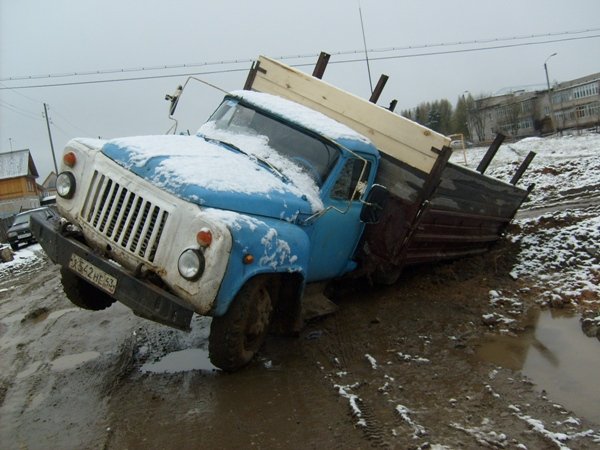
[31,214,193,331]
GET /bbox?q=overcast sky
[1,0,599,180]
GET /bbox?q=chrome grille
[82,171,169,263]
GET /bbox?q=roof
[554,72,600,91]
[0,149,39,180]
[42,171,57,189]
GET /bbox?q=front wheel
[209,277,273,371]
[60,267,116,310]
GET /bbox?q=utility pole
[43,103,59,175]
[544,53,557,134]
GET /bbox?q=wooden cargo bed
[244,54,532,279]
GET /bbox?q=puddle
[51,351,101,371]
[140,348,219,374]
[477,308,600,423]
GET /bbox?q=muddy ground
[2,134,600,449]
[0,226,598,449]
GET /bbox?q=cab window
[330,158,371,201]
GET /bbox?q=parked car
[7,207,58,251]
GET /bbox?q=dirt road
[1,235,598,449]
[2,134,600,449]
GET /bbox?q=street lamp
[544,52,557,133]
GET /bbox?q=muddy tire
[60,267,116,311]
[209,277,273,371]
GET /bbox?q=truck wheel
[60,267,116,311]
[209,277,273,371]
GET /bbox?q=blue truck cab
[32,89,385,371]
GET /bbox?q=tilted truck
[32,54,534,371]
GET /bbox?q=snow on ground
[0,244,44,287]
[453,131,600,309]
[2,133,599,448]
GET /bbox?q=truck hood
[100,135,322,220]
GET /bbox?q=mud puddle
[476,307,600,424]
[140,348,218,374]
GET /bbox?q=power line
[49,107,95,136]
[0,82,43,104]
[0,101,42,121]
[2,27,599,84]
[1,33,599,91]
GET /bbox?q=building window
[521,100,533,114]
[518,118,533,130]
[575,102,600,119]
[572,82,599,100]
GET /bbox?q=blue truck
[31,55,532,371]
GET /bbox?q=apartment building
[467,72,600,143]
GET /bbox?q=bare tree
[470,95,488,142]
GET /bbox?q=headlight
[8,232,16,238]
[177,248,205,281]
[56,172,76,199]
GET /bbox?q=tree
[470,94,489,143]
[401,99,453,135]
[452,95,470,138]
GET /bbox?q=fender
[211,213,310,316]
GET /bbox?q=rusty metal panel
[359,151,529,274]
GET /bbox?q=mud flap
[301,282,338,321]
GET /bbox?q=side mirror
[360,184,388,224]
[165,85,183,117]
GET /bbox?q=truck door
[306,157,372,281]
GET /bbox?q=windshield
[199,99,340,187]
[12,211,34,225]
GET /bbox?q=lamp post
[544,52,557,133]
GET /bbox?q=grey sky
[1,0,599,180]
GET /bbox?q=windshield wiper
[202,136,289,182]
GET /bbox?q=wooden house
[0,149,41,218]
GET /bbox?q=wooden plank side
[250,56,451,174]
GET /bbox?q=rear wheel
[60,267,116,310]
[209,277,273,371]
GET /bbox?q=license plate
[68,253,117,294]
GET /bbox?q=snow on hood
[229,90,372,144]
[101,135,323,219]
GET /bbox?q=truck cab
[32,89,382,371]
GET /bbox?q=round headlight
[178,248,205,281]
[56,172,76,199]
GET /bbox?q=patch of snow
[107,134,324,212]
[72,137,106,149]
[397,352,430,364]
[199,122,324,211]
[259,227,294,269]
[450,421,508,448]
[334,383,364,427]
[365,353,378,369]
[395,404,427,438]
[0,244,43,278]
[229,90,371,144]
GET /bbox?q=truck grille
[81,171,169,263]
